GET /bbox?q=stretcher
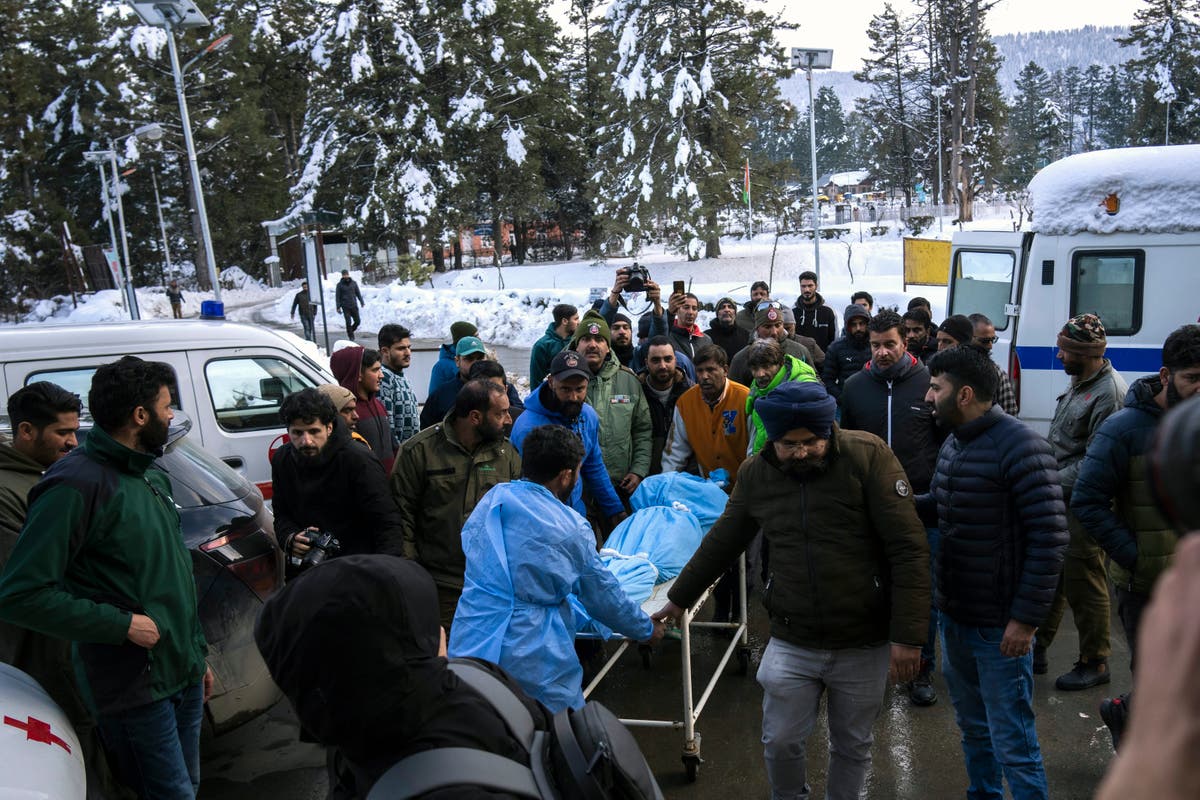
[580,554,751,783]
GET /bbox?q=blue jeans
[940,615,1047,800]
[300,315,315,342]
[921,527,941,673]
[756,638,890,800]
[98,680,204,799]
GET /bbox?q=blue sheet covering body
[630,472,731,534]
[448,480,653,712]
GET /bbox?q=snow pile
[1029,145,1200,235]
[219,266,266,291]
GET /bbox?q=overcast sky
[552,0,1146,69]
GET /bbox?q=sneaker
[909,672,937,707]
[1099,694,1130,750]
[1055,660,1111,691]
[1032,644,1048,675]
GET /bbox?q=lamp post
[83,122,163,320]
[932,84,947,233]
[127,1,226,303]
[790,48,833,283]
[150,167,174,284]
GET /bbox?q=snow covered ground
[9,214,995,355]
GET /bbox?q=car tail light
[1008,347,1022,411]
[200,524,281,602]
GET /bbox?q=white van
[948,145,1200,435]
[0,320,335,496]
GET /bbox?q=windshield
[949,250,1014,331]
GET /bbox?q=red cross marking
[3,715,72,753]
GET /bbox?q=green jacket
[746,355,820,454]
[586,352,653,483]
[390,415,522,590]
[0,427,207,714]
[1046,359,1127,494]
[529,324,570,383]
[670,426,930,649]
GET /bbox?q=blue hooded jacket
[448,480,652,712]
[427,343,458,396]
[509,382,623,518]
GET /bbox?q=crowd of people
[0,264,1198,799]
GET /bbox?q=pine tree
[1005,62,1063,186]
[593,0,791,259]
[1117,0,1200,145]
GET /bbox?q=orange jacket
[660,380,750,481]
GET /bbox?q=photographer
[598,266,666,337]
[272,388,404,571]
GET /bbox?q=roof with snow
[823,170,871,187]
[1029,145,1200,235]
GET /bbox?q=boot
[1055,659,1111,691]
[908,671,937,707]
[1100,693,1131,750]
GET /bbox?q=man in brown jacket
[653,381,929,800]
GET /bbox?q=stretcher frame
[579,554,750,782]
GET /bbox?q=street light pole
[162,19,221,302]
[108,143,140,319]
[151,166,173,285]
[791,48,833,284]
[933,85,946,233]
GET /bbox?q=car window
[156,435,250,506]
[1072,251,1144,336]
[949,250,1013,331]
[26,366,182,412]
[205,357,317,432]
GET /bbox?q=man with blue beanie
[654,380,930,800]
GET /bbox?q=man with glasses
[969,314,1019,415]
[653,380,929,800]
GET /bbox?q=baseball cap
[550,350,590,381]
[455,336,487,357]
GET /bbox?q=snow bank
[1029,145,1200,235]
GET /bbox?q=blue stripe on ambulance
[1014,346,1163,373]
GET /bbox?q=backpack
[367,659,663,800]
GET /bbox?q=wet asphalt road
[198,599,1126,799]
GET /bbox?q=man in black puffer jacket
[918,345,1067,800]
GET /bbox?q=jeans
[299,314,315,342]
[98,680,204,799]
[920,527,940,673]
[940,615,1047,800]
[756,637,889,800]
[1115,587,1150,672]
[342,307,360,339]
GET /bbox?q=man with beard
[666,291,713,359]
[919,345,1066,800]
[745,339,820,456]
[661,344,749,481]
[736,280,771,332]
[571,311,653,510]
[653,381,929,800]
[822,304,872,401]
[840,309,942,707]
[451,424,663,712]
[969,313,1019,415]
[793,270,838,350]
[902,308,938,363]
[638,336,693,475]
[332,345,396,470]
[530,304,579,383]
[780,305,826,372]
[391,379,521,627]
[272,388,404,574]
[729,302,815,387]
[611,312,636,367]
[1073,323,1200,749]
[509,350,627,530]
[705,297,750,363]
[377,323,420,447]
[1036,314,1126,691]
[0,357,212,799]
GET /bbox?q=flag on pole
[743,159,751,206]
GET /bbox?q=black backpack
[367,659,663,800]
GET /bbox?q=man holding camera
[272,388,405,571]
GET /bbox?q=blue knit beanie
[755,381,837,441]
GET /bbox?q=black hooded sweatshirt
[255,555,551,799]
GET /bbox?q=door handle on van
[222,456,245,472]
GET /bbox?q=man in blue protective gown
[449,424,665,712]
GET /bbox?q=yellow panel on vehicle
[903,238,951,288]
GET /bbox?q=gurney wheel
[736,646,751,676]
[639,644,653,669]
[682,754,700,782]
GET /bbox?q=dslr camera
[620,263,650,294]
[289,530,343,572]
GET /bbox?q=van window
[27,366,182,412]
[949,250,1013,331]
[205,357,317,432]
[1071,251,1144,336]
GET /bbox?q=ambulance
[948,145,1200,434]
